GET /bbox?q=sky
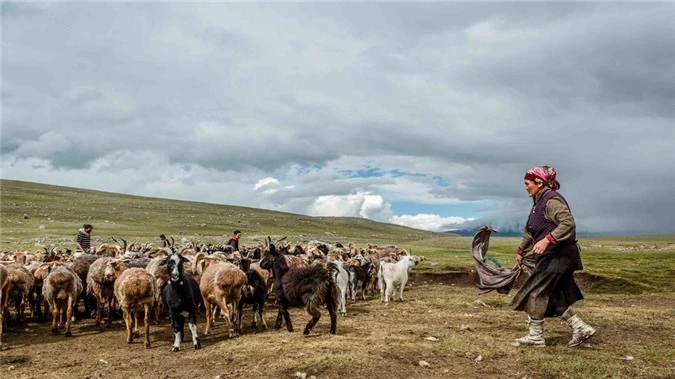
[2,2,674,236]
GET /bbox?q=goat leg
[188,310,200,350]
[123,307,133,344]
[133,310,141,338]
[203,296,212,335]
[65,295,74,337]
[143,303,151,349]
[171,312,184,352]
[274,308,283,330]
[303,302,321,335]
[50,300,59,334]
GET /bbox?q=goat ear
[179,255,190,264]
[159,258,168,266]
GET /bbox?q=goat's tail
[327,261,339,282]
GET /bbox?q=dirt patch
[410,271,646,294]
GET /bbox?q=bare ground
[1,273,674,379]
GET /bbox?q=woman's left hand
[532,239,550,254]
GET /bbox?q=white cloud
[14,131,72,158]
[391,214,475,232]
[306,192,394,222]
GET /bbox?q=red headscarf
[524,166,560,190]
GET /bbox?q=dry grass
[1,274,674,379]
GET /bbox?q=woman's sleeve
[545,197,576,243]
[519,227,534,251]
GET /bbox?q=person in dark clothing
[76,224,93,253]
[226,230,241,252]
[511,166,595,348]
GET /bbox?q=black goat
[161,253,202,352]
[260,243,338,335]
[237,258,268,330]
[348,262,373,301]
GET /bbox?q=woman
[511,166,595,347]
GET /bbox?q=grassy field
[1,179,674,379]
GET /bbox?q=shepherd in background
[511,166,596,348]
[76,223,93,253]
[226,230,241,253]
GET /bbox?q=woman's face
[524,179,542,198]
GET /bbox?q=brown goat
[0,264,8,349]
[114,268,158,348]
[68,254,101,319]
[4,263,34,322]
[42,266,83,336]
[87,257,129,328]
[145,253,170,324]
[199,262,246,337]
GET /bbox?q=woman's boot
[565,315,595,347]
[512,316,545,347]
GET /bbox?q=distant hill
[0,179,455,250]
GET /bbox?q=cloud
[306,192,394,222]
[392,214,475,232]
[2,3,673,236]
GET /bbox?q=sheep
[31,262,65,321]
[42,265,83,336]
[68,253,101,319]
[260,243,338,335]
[237,258,268,330]
[87,257,129,328]
[379,255,417,303]
[4,263,34,322]
[0,264,8,349]
[160,253,201,352]
[327,260,349,316]
[199,261,247,338]
[114,268,158,348]
[145,251,171,324]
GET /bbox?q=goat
[237,258,268,330]
[68,253,101,319]
[42,266,83,336]
[199,262,247,337]
[260,243,338,335]
[160,253,201,352]
[348,262,373,301]
[0,264,8,349]
[4,263,34,322]
[87,257,129,328]
[379,255,417,303]
[327,260,349,316]
[114,268,158,348]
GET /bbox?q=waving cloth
[524,166,560,190]
[472,226,536,295]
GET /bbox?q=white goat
[379,255,417,303]
[327,260,349,316]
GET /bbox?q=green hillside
[0,179,457,251]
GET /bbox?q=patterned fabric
[524,166,560,190]
[76,229,91,251]
[526,189,575,245]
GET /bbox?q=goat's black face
[259,244,277,270]
[167,254,186,282]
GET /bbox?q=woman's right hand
[516,248,525,266]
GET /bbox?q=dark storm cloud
[2,2,673,235]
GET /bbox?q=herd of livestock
[0,236,424,351]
